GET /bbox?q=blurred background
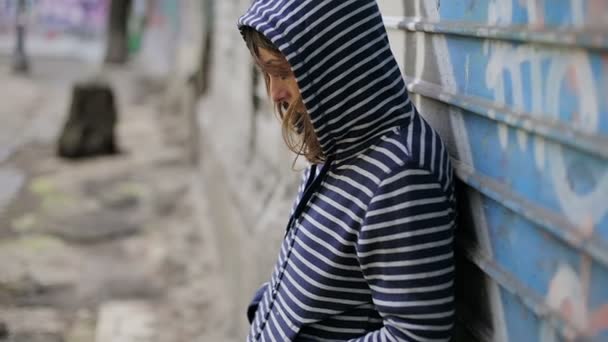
[0,0,607,341]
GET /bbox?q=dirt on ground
[0,60,232,342]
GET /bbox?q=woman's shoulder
[335,123,452,195]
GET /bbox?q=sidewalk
[0,60,232,341]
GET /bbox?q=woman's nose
[270,79,290,104]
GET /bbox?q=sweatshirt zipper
[284,157,334,236]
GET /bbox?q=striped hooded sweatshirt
[238,1,456,341]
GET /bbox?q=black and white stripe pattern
[239,1,455,341]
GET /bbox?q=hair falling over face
[274,94,325,165]
[241,27,325,165]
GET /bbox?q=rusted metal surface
[379,1,608,341]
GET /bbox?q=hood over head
[238,0,414,162]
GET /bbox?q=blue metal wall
[379,1,608,341]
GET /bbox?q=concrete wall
[192,0,301,338]
[191,0,608,340]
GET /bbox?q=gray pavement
[0,59,232,341]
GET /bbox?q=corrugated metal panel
[379,1,608,341]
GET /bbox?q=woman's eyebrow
[262,58,283,65]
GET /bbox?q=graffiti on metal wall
[406,0,608,340]
[482,1,608,225]
[482,4,607,339]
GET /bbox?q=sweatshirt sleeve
[351,167,455,341]
[247,282,269,324]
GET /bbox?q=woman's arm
[352,166,455,341]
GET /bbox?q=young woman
[238,1,456,341]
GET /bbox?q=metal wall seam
[458,238,585,340]
[383,16,608,51]
[402,76,608,160]
[452,159,608,268]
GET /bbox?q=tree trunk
[105,0,132,64]
[194,0,215,97]
[12,0,29,73]
[57,82,119,159]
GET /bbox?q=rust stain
[590,304,608,335]
[560,298,575,319]
[536,0,545,28]
[566,65,579,93]
[603,55,608,113]
[588,0,608,28]
[579,215,595,239]
[518,0,545,29]
[518,0,526,9]
[580,254,592,336]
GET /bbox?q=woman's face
[257,48,301,111]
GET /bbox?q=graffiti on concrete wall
[390,0,608,340]
[135,0,180,79]
[0,0,108,37]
